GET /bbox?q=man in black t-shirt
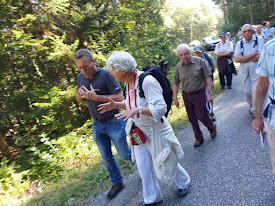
[74,49,131,199]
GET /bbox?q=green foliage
[163,0,221,45]
[0,157,30,206]
[219,23,241,35]
[0,0,222,205]
[213,0,275,35]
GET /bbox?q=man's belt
[96,115,115,123]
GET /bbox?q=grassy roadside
[20,67,226,206]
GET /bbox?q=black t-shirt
[77,67,122,121]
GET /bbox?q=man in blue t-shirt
[263,21,275,41]
[74,49,131,199]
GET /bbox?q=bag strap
[263,96,275,118]
[203,53,214,70]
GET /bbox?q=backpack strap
[203,53,214,71]
[240,39,244,56]
[138,72,147,98]
[254,35,258,48]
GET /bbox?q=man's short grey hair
[176,44,191,54]
[242,24,253,31]
[74,49,94,62]
[256,25,262,29]
[106,51,137,73]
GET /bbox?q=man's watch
[208,91,213,94]
[138,106,143,115]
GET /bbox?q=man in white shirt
[234,24,265,117]
[214,32,234,89]
[252,39,275,176]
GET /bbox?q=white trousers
[238,62,259,113]
[134,142,190,204]
[267,123,275,176]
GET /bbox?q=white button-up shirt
[258,39,275,129]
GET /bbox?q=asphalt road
[87,74,275,206]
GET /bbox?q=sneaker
[220,86,225,89]
[194,139,204,147]
[209,112,216,122]
[177,186,189,197]
[210,124,217,139]
[107,182,124,199]
[249,109,255,119]
[138,200,163,206]
[228,85,232,89]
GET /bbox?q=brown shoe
[194,139,204,147]
[210,124,217,139]
[107,182,124,199]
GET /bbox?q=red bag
[131,127,146,145]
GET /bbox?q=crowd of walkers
[73,21,275,205]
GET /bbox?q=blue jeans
[93,117,131,185]
[219,71,232,87]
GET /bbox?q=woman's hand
[115,107,139,121]
[98,98,117,114]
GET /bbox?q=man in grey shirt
[74,49,131,199]
[174,44,217,148]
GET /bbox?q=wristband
[138,106,143,116]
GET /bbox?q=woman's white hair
[176,43,191,54]
[106,51,137,73]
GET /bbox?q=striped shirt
[258,39,275,129]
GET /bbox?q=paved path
[87,74,275,206]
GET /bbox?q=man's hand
[206,93,213,102]
[174,98,179,108]
[250,53,261,62]
[75,86,84,102]
[79,84,98,100]
[252,118,264,134]
[98,98,117,114]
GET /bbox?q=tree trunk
[0,135,12,160]
[249,0,253,25]
[225,0,230,24]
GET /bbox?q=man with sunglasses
[74,49,131,199]
[234,24,265,118]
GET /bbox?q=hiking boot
[209,112,216,122]
[107,182,124,199]
[194,139,204,147]
[177,186,189,197]
[210,124,217,139]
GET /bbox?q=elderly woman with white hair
[98,51,190,206]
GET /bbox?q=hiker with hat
[214,32,235,89]
[234,24,265,118]
[193,45,216,122]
